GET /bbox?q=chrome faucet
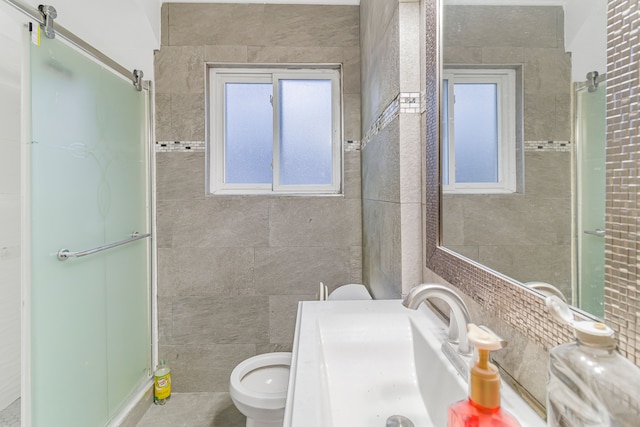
[524,281,567,302]
[402,284,472,354]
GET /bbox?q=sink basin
[283,299,544,427]
[317,311,465,425]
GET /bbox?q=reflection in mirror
[440,0,607,318]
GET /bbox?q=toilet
[318,282,373,301]
[327,283,372,300]
[229,285,372,426]
[229,352,292,427]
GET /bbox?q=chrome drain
[386,415,415,427]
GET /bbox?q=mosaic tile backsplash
[604,0,640,364]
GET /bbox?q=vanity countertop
[283,299,545,427]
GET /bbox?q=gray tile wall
[442,152,572,297]
[360,0,423,298]
[360,0,400,134]
[360,0,401,298]
[441,5,572,297]
[444,5,571,142]
[155,3,361,392]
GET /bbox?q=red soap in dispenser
[447,324,521,427]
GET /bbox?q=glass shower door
[575,83,606,318]
[29,33,150,426]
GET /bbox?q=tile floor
[0,393,245,427]
[0,398,20,427]
[136,392,245,427]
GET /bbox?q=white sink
[283,300,545,427]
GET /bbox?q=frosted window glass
[225,83,273,184]
[278,79,333,185]
[453,83,498,183]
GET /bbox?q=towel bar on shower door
[57,232,151,261]
[583,228,605,237]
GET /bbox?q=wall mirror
[437,0,607,319]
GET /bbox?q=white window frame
[442,68,516,194]
[208,66,342,195]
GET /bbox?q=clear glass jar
[547,330,640,426]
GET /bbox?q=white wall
[1,0,361,112]
[165,0,358,3]
[0,4,23,412]
[564,0,607,82]
[20,0,161,80]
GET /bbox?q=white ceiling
[445,0,566,4]
[164,0,359,4]
[156,0,597,6]
[160,0,594,7]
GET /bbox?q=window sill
[442,190,520,195]
[207,190,344,197]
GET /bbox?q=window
[208,66,342,195]
[442,69,516,193]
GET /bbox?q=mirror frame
[422,0,587,351]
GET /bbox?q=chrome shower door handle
[57,232,151,261]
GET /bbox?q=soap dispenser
[447,323,521,427]
[545,295,640,427]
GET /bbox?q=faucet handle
[478,325,508,348]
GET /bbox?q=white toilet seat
[230,352,292,411]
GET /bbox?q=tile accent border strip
[155,140,361,153]
[524,140,571,152]
[362,95,399,150]
[399,92,422,114]
[362,91,424,150]
[156,141,205,152]
[344,140,361,151]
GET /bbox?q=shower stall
[1,1,155,425]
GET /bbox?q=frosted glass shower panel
[225,82,273,184]
[577,84,606,318]
[278,79,333,186]
[102,64,150,416]
[30,34,150,426]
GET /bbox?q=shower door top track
[2,0,143,87]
